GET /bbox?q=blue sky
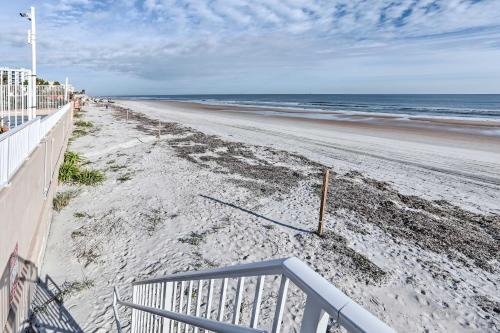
[1,0,499,95]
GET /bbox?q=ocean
[112,94,500,121]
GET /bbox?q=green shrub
[59,152,81,183]
[58,151,105,186]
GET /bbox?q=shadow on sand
[200,194,313,234]
[0,254,83,333]
[27,275,83,333]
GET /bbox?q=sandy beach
[116,99,500,211]
[37,100,500,332]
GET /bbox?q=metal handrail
[132,258,286,286]
[0,117,38,141]
[39,103,71,138]
[115,257,395,333]
[113,287,266,333]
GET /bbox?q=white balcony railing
[113,257,395,333]
[0,118,40,187]
[1,67,71,130]
[0,103,71,188]
[37,85,67,111]
[39,102,71,139]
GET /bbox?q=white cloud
[1,0,500,93]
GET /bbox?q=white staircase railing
[113,257,395,333]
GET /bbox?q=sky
[1,0,499,95]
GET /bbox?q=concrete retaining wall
[0,106,73,332]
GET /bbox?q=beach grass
[178,231,208,246]
[74,120,94,128]
[109,164,127,172]
[58,152,81,183]
[74,211,89,218]
[71,119,95,139]
[117,173,133,182]
[71,128,89,138]
[59,151,105,186]
[53,190,79,212]
[77,169,105,185]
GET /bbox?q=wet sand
[147,100,500,151]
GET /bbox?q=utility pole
[21,6,36,119]
[64,77,69,103]
[30,6,37,119]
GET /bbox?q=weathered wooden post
[126,109,129,122]
[157,120,161,140]
[317,169,330,236]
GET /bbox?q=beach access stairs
[113,257,394,333]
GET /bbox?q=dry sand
[34,100,500,332]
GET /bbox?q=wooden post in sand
[317,169,330,236]
[126,109,129,122]
[157,120,161,140]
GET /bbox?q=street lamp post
[20,6,36,119]
[64,77,69,103]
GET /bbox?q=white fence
[1,68,32,129]
[37,85,67,111]
[39,102,71,139]
[113,257,395,333]
[0,85,30,127]
[1,67,71,130]
[0,103,71,188]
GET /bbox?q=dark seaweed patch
[327,172,500,272]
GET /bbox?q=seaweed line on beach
[327,171,500,272]
[112,105,322,198]
[111,105,500,273]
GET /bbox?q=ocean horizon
[107,94,500,121]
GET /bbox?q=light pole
[20,6,36,119]
[64,77,69,103]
